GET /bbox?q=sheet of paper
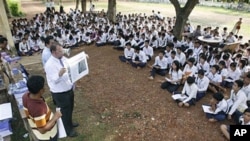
[56,108,67,138]
[202,105,215,114]
[0,103,12,120]
[172,94,187,101]
[64,51,89,83]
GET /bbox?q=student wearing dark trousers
[148,50,168,80]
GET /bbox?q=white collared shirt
[176,52,186,66]
[242,84,250,101]
[124,48,134,59]
[195,76,210,92]
[132,51,147,63]
[228,89,248,115]
[169,69,183,81]
[207,72,222,83]
[153,56,168,69]
[143,46,154,58]
[181,83,198,103]
[214,99,228,114]
[44,55,73,93]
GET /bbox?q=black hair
[187,57,195,64]
[243,107,250,114]
[44,36,54,46]
[235,79,244,88]
[27,75,45,94]
[212,65,220,72]
[213,92,224,101]
[218,60,226,68]
[187,76,195,84]
[198,69,205,75]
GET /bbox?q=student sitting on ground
[181,57,197,84]
[159,60,183,93]
[19,38,33,56]
[148,50,168,80]
[220,107,250,140]
[221,62,241,88]
[242,73,250,107]
[207,65,223,93]
[119,42,134,64]
[205,92,228,122]
[131,47,147,69]
[227,79,248,124]
[175,76,198,107]
[142,40,154,62]
[113,33,126,50]
[195,69,210,101]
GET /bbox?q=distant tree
[81,0,87,12]
[169,0,199,40]
[107,0,116,22]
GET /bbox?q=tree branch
[183,0,199,17]
[169,0,181,12]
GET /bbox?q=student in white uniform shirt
[195,69,210,101]
[176,76,198,107]
[167,50,179,69]
[207,65,223,93]
[113,33,126,50]
[131,47,147,69]
[142,40,154,62]
[160,60,183,93]
[119,42,134,63]
[220,107,250,141]
[221,62,241,88]
[196,54,210,76]
[218,60,228,81]
[182,57,197,84]
[206,92,228,122]
[148,50,168,80]
[176,47,186,67]
[19,38,33,56]
[164,43,173,58]
[242,73,250,107]
[227,80,248,124]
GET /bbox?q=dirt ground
[11,1,249,141]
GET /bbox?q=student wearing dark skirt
[159,60,183,93]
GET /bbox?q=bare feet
[148,76,154,80]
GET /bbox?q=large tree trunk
[76,0,80,10]
[81,0,87,12]
[107,0,116,22]
[3,0,11,18]
[170,0,199,40]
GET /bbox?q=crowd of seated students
[5,7,250,140]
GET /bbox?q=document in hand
[224,78,234,82]
[64,51,89,83]
[202,105,215,114]
[172,94,187,101]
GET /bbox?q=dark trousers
[96,42,106,47]
[161,82,179,93]
[119,56,131,63]
[196,91,206,101]
[131,62,146,68]
[206,111,226,121]
[51,89,74,135]
[150,67,167,77]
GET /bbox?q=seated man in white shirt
[205,92,228,122]
[221,62,241,88]
[227,80,248,124]
[119,42,134,64]
[113,33,125,51]
[131,47,147,69]
[148,50,168,80]
[195,69,210,101]
[242,73,250,107]
[19,38,33,56]
[174,76,198,107]
[142,40,154,62]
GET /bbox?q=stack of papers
[0,103,13,137]
[172,94,187,101]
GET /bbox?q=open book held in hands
[172,94,187,101]
[202,105,215,114]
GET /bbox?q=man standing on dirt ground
[44,42,79,137]
[232,18,242,35]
